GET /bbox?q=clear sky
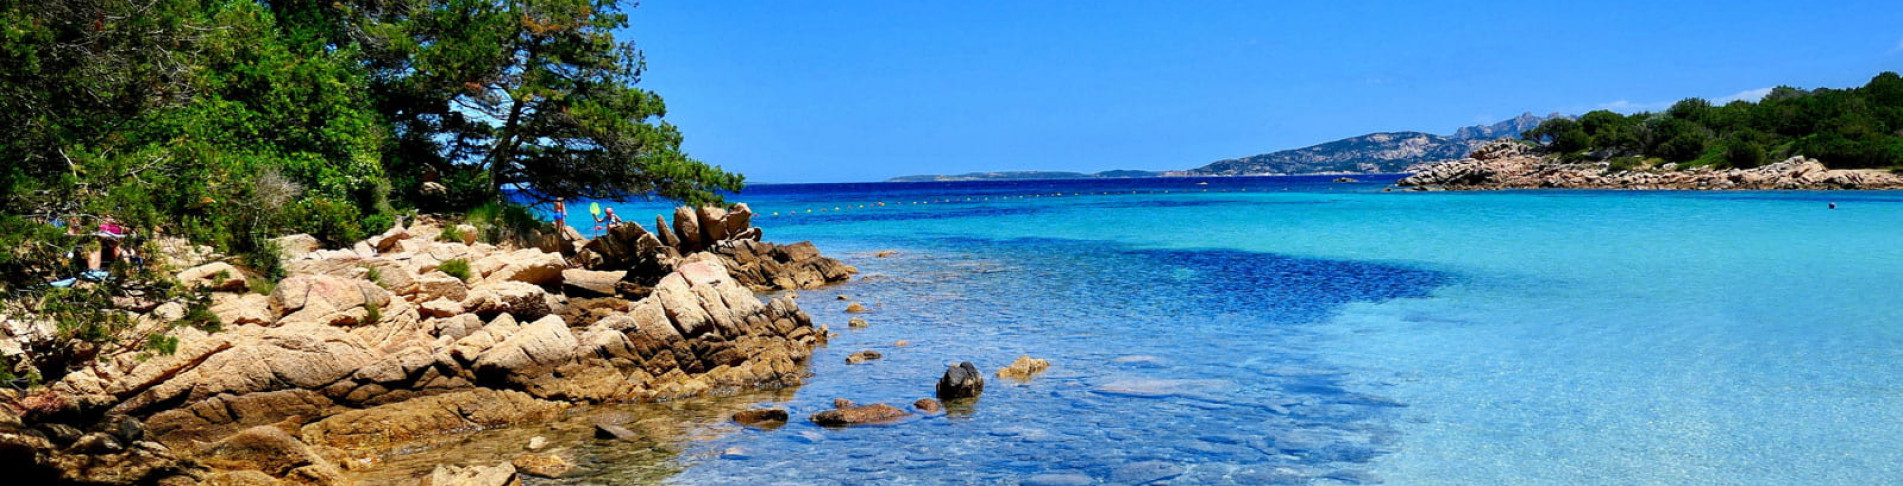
[627,1,1903,183]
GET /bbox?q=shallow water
[577,176,1903,485]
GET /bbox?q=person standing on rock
[553,197,568,232]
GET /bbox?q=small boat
[1196,182,1209,186]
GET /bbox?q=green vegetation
[1,0,741,291]
[439,259,473,282]
[1523,72,1903,170]
[0,0,742,386]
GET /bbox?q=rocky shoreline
[1,203,858,485]
[1397,140,1903,191]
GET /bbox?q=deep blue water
[580,175,1903,485]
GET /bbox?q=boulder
[732,408,789,425]
[461,282,552,320]
[372,226,410,253]
[809,404,909,426]
[479,249,566,287]
[413,273,470,303]
[913,398,942,413]
[996,355,1051,380]
[695,205,728,242]
[301,389,565,449]
[832,398,855,409]
[722,203,755,239]
[456,224,480,245]
[936,362,984,400]
[270,275,391,327]
[423,462,520,486]
[472,315,580,378]
[420,299,464,318]
[511,453,572,478]
[210,293,274,327]
[196,425,347,485]
[177,262,248,292]
[845,350,882,364]
[653,216,680,249]
[845,303,867,313]
[593,423,640,442]
[272,234,323,260]
[848,318,868,328]
[672,207,702,251]
[561,269,625,297]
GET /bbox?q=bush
[438,224,464,243]
[439,259,472,282]
[467,201,547,245]
[285,197,368,248]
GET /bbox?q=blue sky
[628,1,1903,183]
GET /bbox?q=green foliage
[1,0,727,289]
[438,224,465,243]
[439,259,473,282]
[467,201,547,245]
[285,198,368,248]
[363,302,382,326]
[1522,73,1903,169]
[145,333,180,356]
[363,265,383,285]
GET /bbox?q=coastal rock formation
[3,204,844,485]
[1399,140,1903,190]
[732,408,789,425]
[575,205,854,292]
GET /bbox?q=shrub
[364,302,382,325]
[285,197,368,248]
[363,265,383,285]
[438,223,464,243]
[145,333,180,356]
[467,201,546,245]
[440,259,472,282]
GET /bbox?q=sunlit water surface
[566,176,1903,485]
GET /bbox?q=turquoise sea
[585,175,1903,485]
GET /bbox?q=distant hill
[887,170,1166,183]
[1187,112,1563,176]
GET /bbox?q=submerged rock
[845,350,883,364]
[732,409,789,425]
[593,423,640,442]
[511,453,573,478]
[912,398,942,413]
[422,462,520,486]
[809,404,909,426]
[936,362,984,400]
[995,355,1051,380]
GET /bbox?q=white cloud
[1716,87,1773,104]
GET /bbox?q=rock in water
[423,462,520,486]
[511,453,573,478]
[996,355,1051,380]
[912,398,942,413]
[594,423,640,442]
[936,362,984,400]
[832,398,856,409]
[809,404,909,426]
[848,317,869,328]
[845,303,867,313]
[845,350,882,364]
[732,408,789,425]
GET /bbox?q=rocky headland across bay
[0,203,868,485]
[1398,140,1903,191]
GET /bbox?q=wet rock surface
[936,362,985,400]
